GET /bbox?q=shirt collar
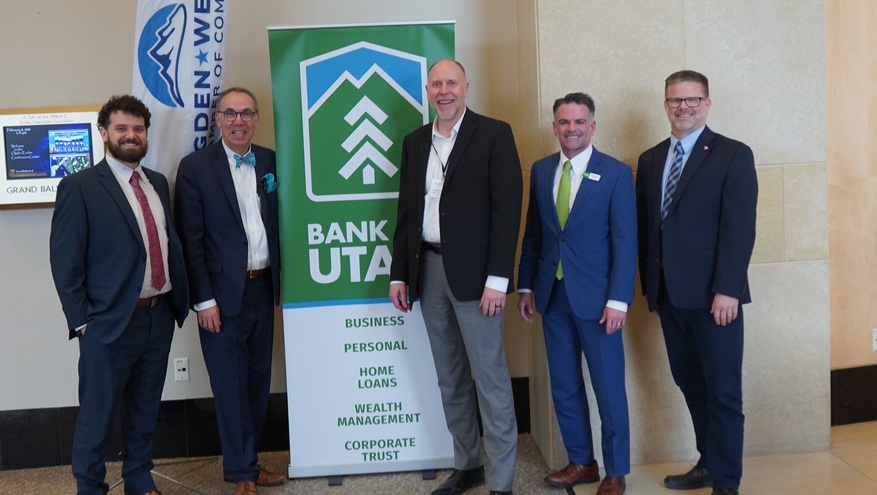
[431,107,467,141]
[670,125,706,155]
[222,141,253,163]
[105,154,144,182]
[560,144,594,176]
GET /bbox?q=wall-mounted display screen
[0,108,103,206]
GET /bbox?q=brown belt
[247,268,266,279]
[422,243,442,255]
[135,296,160,308]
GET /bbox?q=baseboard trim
[831,364,877,425]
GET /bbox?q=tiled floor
[571,421,877,495]
[2,423,877,494]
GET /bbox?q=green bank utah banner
[268,22,455,477]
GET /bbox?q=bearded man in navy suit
[50,94,189,495]
[517,93,636,495]
[175,87,284,495]
[636,70,757,495]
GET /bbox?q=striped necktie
[661,141,684,220]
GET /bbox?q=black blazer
[636,126,758,311]
[50,160,189,342]
[175,142,281,316]
[391,109,523,302]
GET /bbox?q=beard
[107,138,148,164]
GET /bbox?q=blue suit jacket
[50,160,189,343]
[636,126,758,311]
[518,148,637,320]
[174,142,281,316]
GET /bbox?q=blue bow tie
[234,151,255,168]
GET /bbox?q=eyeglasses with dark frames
[665,97,706,108]
[220,109,257,122]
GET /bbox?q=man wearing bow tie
[175,87,284,495]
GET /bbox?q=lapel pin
[704,146,709,151]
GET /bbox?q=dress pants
[541,279,630,476]
[658,289,745,490]
[419,251,518,492]
[200,275,274,482]
[73,297,174,495]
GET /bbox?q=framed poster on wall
[0,106,103,206]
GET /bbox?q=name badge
[584,172,601,182]
[428,177,444,198]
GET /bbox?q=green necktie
[556,160,572,279]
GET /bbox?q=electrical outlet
[174,357,189,381]
[873,329,877,352]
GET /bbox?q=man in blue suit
[518,93,636,495]
[50,95,189,495]
[175,87,284,495]
[636,71,757,495]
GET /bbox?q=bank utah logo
[137,4,188,107]
[301,42,429,202]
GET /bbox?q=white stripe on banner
[132,0,225,189]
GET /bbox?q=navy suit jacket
[636,126,758,311]
[174,142,281,316]
[50,160,189,343]
[390,109,523,302]
[518,148,637,320]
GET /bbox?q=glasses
[220,109,257,122]
[665,97,706,108]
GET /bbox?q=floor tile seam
[827,449,877,485]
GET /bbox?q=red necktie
[129,172,166,291]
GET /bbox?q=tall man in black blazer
[390,59,523,495]
[636,70,757,495]
[175,87,284,495]
[50,95,189,495]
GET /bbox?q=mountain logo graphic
[300,41,429,202]
[136,3,187,108]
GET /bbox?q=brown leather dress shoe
[224,464,286,486]
[254,465,286,486]
[596,476,626,495]
[544,461,600,487]
[235,480,258,495]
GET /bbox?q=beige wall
[522,0,830,468]
[826,1,877,370]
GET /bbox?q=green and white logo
[301,42,428,202]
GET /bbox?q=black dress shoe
[489,491,512,495]
[431,466,486,495]
[664,466,712,490]
[712,489,739,495]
